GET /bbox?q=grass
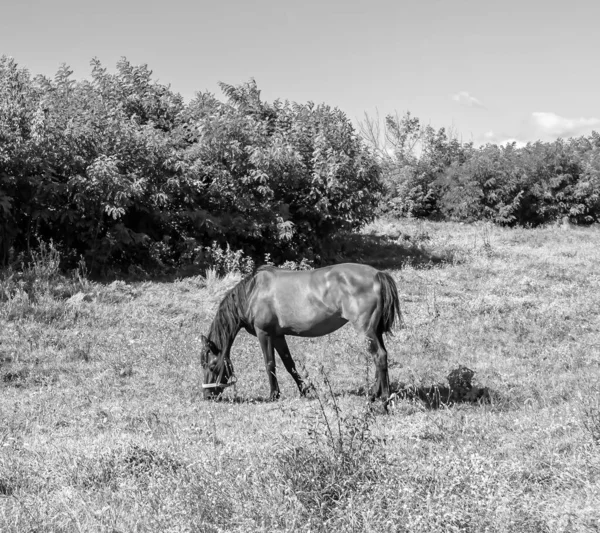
[1,220,600,532]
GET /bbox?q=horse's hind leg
[368,332,390,401]
[353,314,390,401]
[273,336,310,396]
[257,329,280,400]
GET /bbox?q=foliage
[437,136,600,225]
[197,242,255,276]
[363,111,600,226]
[0,57,382,272]
[0,240,88,321]
[361,112,473,219]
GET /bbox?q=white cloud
[530,112,600,139]
[452,91,484,108]
[497,138,528,148]
[477,130,527,148]
[476,112,600,148]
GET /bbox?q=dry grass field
[1,219,600,532]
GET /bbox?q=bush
[437,137,600,226]
[1,58,383,273]
[197,242,255,276]
[365,107,600,227]
[0,240,89,322]
[363,112,472,219]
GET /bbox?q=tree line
[362,112,600,226]
[2,56,599,272]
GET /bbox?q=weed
[276,368,383,526]
[201,242,255,276]
[264,253,314,271]
[70,342,92,362]
[1,368,29,387]
[481,223,493,255]
[0,241,91,322]
[123,445,182,476]
[114,362,134,379]
[0,477,15,496]
[581,393,600,445]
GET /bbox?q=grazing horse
[199,263,400,401]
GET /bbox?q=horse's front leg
[273,336,311,396]
[257,329,280,400]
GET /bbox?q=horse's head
[200,335,235,399]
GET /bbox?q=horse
[199,263,401,402]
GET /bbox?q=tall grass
[1,220,600,531]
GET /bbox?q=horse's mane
[207,265,276,357]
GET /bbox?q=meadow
[1,219,599,532]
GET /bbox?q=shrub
[438,138,600,226]
[198,242,255,276]
[362,112,472,219]
[0,240,88,321]
[364,108,600,227]
[1,58,382,272]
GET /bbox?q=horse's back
[323,263,380,290]
[256,262,380,297]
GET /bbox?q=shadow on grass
[204,382,502,410]
[333,233,459,270]
[389,381,492,409]
[204,394,278,405]
[346,382,493,409]
[162,231,461,282]
[392,365,497,409]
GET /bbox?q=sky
[2,0,599,147]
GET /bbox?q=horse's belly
[278,314,348,337]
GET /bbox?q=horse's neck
[221,326,240,358]
[210,282,251,357]
[209,320,241,358]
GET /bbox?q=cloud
[477,112,600,148]
[452,91,484,108]
[477,130,527,148]
[498,138,527,148]
[530,112,600,139]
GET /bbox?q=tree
[361,111,471,218]
[1,59,383,270]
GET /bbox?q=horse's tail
[376,271,401,336]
